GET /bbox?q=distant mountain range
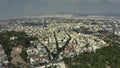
[56,12,120,17]
[86,13,120,17]
[1,13,120,20]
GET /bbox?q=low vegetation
[63,36,120,68]
[0,30,37,61]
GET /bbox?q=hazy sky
[0,0,120,18]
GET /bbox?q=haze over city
[0,0,120,18]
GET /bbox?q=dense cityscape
[0,14,120,68]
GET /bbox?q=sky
[0,0,120,18]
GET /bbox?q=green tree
[20,51,28,61]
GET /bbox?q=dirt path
[10,47,27,68]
